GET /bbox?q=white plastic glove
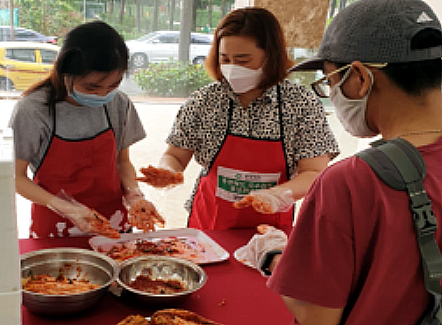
[136,165,184,188]
[235,225,288,277]
[233,187,295,214]
[123,187,165,232]
[47,190,120,238]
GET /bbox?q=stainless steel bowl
[21,247,119,316]
[117,255,207,304]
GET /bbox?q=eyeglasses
[311,63,388,98]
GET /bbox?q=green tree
[12,0,235,43]
[15,0,82,39]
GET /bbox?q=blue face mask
[69,87,118,108]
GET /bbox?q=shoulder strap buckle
[413,202,438,237]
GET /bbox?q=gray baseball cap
[289,0,442,72]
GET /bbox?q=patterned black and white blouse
[166,79,340,211]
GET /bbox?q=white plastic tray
[89,228,229,265]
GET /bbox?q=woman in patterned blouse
[139,7,340,230]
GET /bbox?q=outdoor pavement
[0,73,373,238]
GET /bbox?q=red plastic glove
[124,188,165,232]
[235,225,287,276]
[136,165,184,188]
[233,188,295,214]
[47,190,120,238]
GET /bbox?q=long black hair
[24,20,129,104]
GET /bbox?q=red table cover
[20,229,293,325]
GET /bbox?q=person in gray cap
[241,0,442,324]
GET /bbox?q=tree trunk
[208,0,212,29]
[169,0,175,30]
[221,0,226,18]
[191,0,197,32]
[42,0,46,34]
[339,0,347,10]
[109,0,114,14]
[329,0,337,19]
[136,0,141,32]
[153,0,159,32]
[179,0,193,63]
[119,0,125,24]
[9,0,13,40]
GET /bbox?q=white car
[125,30,213,68]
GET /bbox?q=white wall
[423,0,442,22]
[234,0,253,9]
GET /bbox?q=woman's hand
[127,199,165,232]
[136,165,184,188]
[235,225,287,276]
[47,190,120,238]
[124,188,165,231]
[233,188,295,214]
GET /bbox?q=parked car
[126,30,213,69]
[0,42,59,91]
[0,26,58,44]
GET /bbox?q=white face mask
[220,64,263,94]
[330,67,377,137]
[70,87,118,108]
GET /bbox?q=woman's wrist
[269,253,281,273]
[260,250,282,276]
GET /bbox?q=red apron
[31,105,128,238]
[189,88,294,230]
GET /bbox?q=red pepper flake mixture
[136,165,184,188]
[100,237,206,263]
[129,274,187,294]
[22,274,99,295]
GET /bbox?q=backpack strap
[420,294,442,325]
[356,138,426,190]
[356,138,442,296]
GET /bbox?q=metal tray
[89,228,229,265]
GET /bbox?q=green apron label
[216,166,280,202]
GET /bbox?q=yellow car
[0,42,59,91]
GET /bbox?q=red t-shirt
[268,137,442,325]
